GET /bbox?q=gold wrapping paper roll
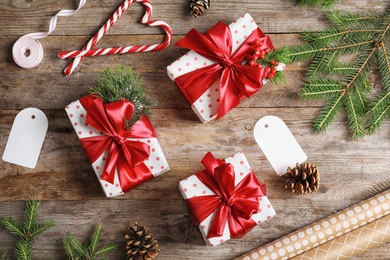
[291,214,390,260]
[235,189,390,260]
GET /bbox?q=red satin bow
[79,95,156,192]
[174,21,274,119]
[186,152,266,239]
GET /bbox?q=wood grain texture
[0,0,389,259]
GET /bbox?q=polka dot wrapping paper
[179,152,276,247]
[65,98,169,197]
[167,13,285,124]
[235,189,390,260]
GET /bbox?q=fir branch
[0,252,9,260]
[90,66,157,128]
[299,79,342,99]
[1,201,54,260]
[1,218,24,239]
[377,44,390,90]
[268,70,287,86]
[327,11,387,29]
[314,95,343,133]
[366,91,390,134]
[288,7,390,138]
[64,236,86,257]
[297,0,341,8]
[14,241,31,260]
[345,92,366,139]
[63,224,117,260]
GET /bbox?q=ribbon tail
[228,206,258,239]
[100,143,121,184]
[116,153,154,192]
[207,204,230,239]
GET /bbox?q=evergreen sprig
[288,8,390,138]
[0,201,54,260]
[63,224,117,260]
[297,0,341,8]
[89,66,157,128]
[0,252,8,260]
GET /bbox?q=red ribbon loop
[174,21,274,119]
[78,95,156,191]
[186,152,266,239]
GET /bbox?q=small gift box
[66,94,169,197]
[167,13,284,123]
[179,152,276,246]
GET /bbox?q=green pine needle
[314,95,343,133]
[89,66,157,128]
[1,201,54,260]
[297,0,341,8]
[63,224,117,260]
[300,79,343,99]
[0,252,9,260]
[14,241,31,260]
[288,6,390,138]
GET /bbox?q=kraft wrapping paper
[235,189,390,260]
[291,214,390,260]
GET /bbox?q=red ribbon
[174,21,274,119]
[186,152,266,239]
[78,95,156,192]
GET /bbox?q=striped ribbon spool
[12,0,87,69]
[59,0,172,76]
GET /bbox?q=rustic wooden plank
[1,33,307,111]
[0,108,389,201]
[1,0,388,36]
[0,198,390,259]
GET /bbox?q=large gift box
[167,13,284,123]
[179,152,276,246]
[65,94,169,197]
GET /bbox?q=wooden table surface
[1,0,389,259]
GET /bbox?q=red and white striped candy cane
[60,0,172,76]
[12,0,87,69]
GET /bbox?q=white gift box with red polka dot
[65,99,169,197]
[167,13,284,123]
[179,152,276,246]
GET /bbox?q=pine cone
[190,0,211,18]
[125,222,159,260]
[283,163,320,194]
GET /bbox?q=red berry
[251,45,259,51]
[254,39,261,46]
[267,73,275,79]
[256,63,262,68]
[252,55,259,61]
[249,60,256,67]
[265,48,271,53]
[271,68,277,74]
[246,54,253,60]
[273,60,279,66]
[259,54,265,60]
[260,50,266,56]
[264,66,271,74]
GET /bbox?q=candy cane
[12,0,87,69]
[59,0,172,76]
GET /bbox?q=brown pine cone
[190,0,212,18]
[283,162,320,194]
[125,222,159,260]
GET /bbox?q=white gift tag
[254,115,307,175]
[2,108,48,168]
